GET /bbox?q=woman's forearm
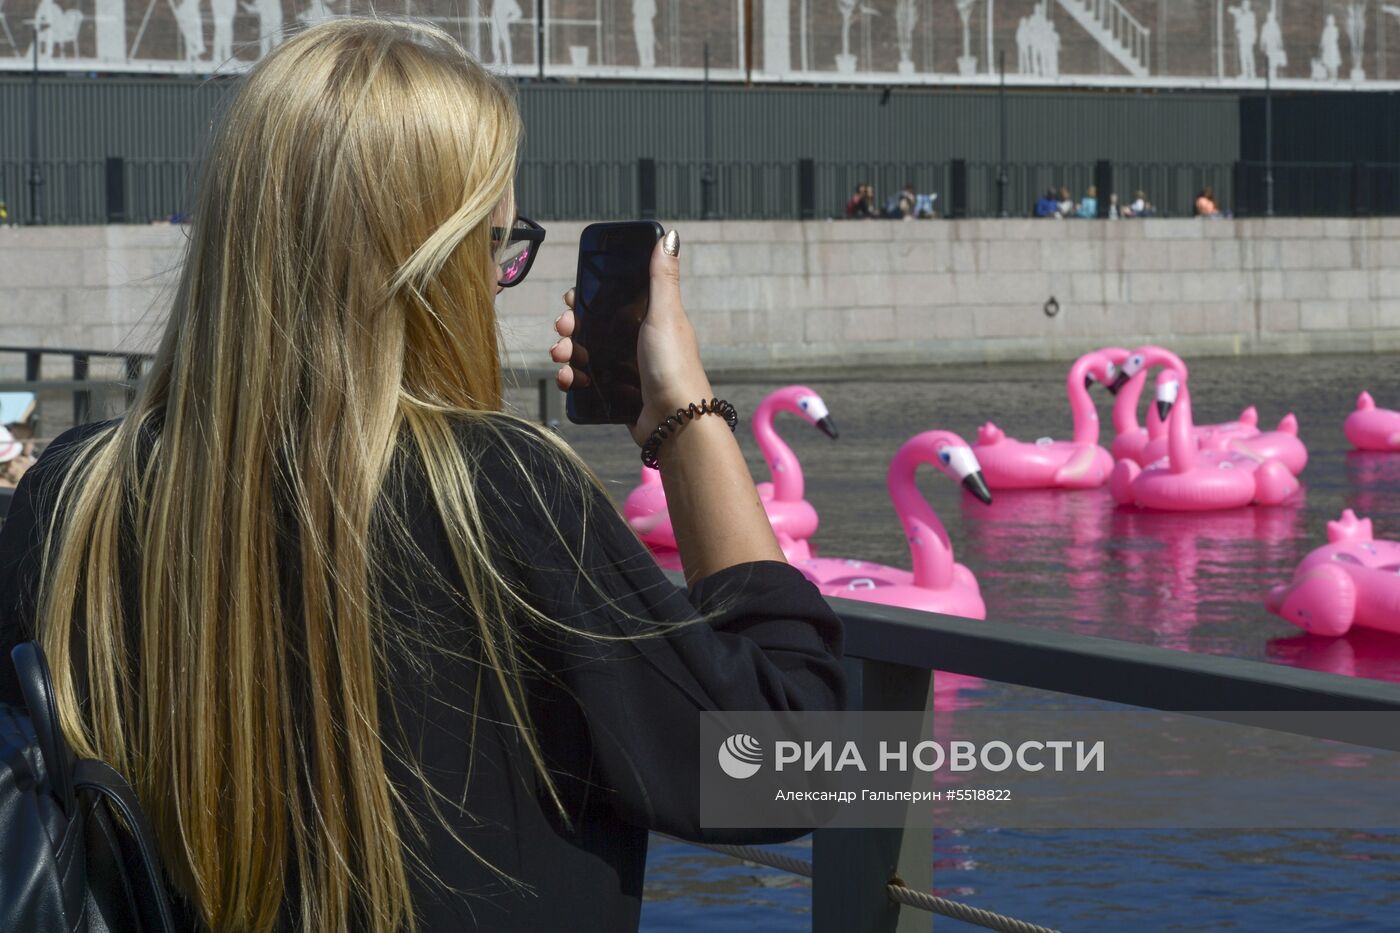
[654,413,784,586]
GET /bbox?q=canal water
[522,352,1400,932]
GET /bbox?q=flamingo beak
[962,471,993,504]
[1156,399,1174,421]
[1084,375,1096,391]
[1109,371,1131,393]
[815,416,839,439]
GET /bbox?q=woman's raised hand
[550,230,714,446]
[548,228,783,581]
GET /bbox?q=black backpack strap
[74,759,179,933]
[11,642,76,817]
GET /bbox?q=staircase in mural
[1056,0,1151,78]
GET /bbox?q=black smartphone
[566,220,665,425]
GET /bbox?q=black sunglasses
[491,216,546,288]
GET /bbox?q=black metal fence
[0,158,196,226]
[5,156,1400,225]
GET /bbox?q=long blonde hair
[35,18,582,932]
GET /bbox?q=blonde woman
[0,18,844,933]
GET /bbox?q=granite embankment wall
[3,219,1399,371]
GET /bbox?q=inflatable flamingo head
[1111,345,1188,393]
[943,447,994,504]
[761,385,839,439]
[1155,369,1182,422]
[901,432,993,504]
[1071,349,1121,396]
[1085,346,1130,393]
[1326,508,1374,545]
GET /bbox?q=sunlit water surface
[508,353,1400,931]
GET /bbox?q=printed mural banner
[2,0,1399,90]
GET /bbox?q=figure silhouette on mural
[1016,2,1059,78]
[632,0,656,68]
[1259,6,1287,79]
[835,0,858,73]
[170,0,206,61]
[1314,12,1342,79]
[210,0,235,61]
[1228,1,1257,77]
[32,0,83,59]
[1346,1,1368,80]
[894,0,916,75]
[491,0,521,66]
[955,0,977,76]
[240,0,284,58]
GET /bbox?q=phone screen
[566,221,663,425]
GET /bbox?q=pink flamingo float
[623,385,837,565]
[1108,357,1163,463]
[796,431,993,620]
[1109,346,1265,464]
[1109,384,1299,510]
[1110,366,1205,463]
[1266,510,1400,637]
[972,349,1119,489]
[1344,392,1400,452]
[1139,370,1308,475]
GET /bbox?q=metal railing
[1235,160,1400,217]
[0,345,562,442]
[0,159,198,226]
[10,157,1400,225]
[795,595,1400,932]
[0,344,151,434]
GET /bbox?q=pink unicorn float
[623,385,837,565]
[1109,384,1298,511]
[1266,510,1400,637]
[972,349,1120,490]
[796,431,992,620]
[1139,371,1308,475]
[1344,392,1400,452]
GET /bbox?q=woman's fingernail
[662,230,680,257]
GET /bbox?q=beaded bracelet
[640,398,739,470]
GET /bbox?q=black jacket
[0,417,846,931]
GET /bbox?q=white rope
[665,837,1061,933]
[886,881,1062,933]
[678,839,815,878]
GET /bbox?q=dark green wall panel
[1,76,1241,164]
